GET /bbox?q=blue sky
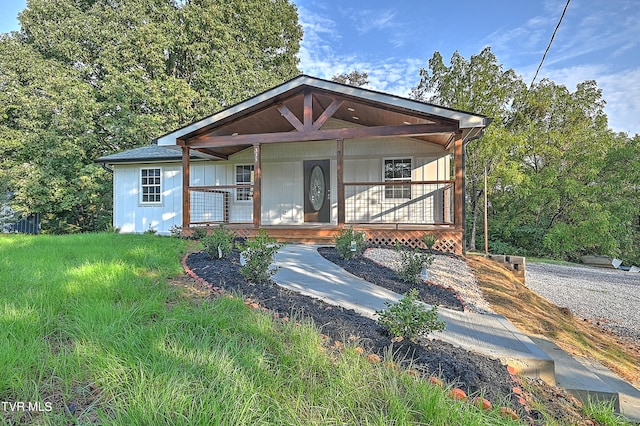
[2,0,638,135]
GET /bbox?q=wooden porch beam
[312,99,344,130]
[194,148,229,160]
[253,143,262,228]
[187,123,458,148]
[303,88,313,131]
[277,103,304,132]
[337,139,345,225]
[181,145,191,229]
[453,133,464,235]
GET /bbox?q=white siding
[261,161,303,224]
[112,126,452,231]
[113,164,182,235]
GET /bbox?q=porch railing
[189,185,253,225]
[344,181,454,225]
[187,181,454,227]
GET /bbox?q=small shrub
[398,248,433,284]
[201,225,235,259]
[191,227,208,240]
[105,225,121,234]
[422,234,437,251]
[168,224,183,238]
[376,289,445,341]
[144,225,157,235]
[237,230,283,283]
[335,228,367,259]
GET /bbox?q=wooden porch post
[181,144,190,229]
[337,139,345,225]
[253,143,262,227]
[453,133,464,249]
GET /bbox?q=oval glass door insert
[309,165,326,211]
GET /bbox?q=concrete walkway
[271,244,640,423]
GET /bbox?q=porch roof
[156,74,491,160]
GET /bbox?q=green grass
[0,233,615,425]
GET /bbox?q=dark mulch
[316,247,465,311]
[185,249,527,415]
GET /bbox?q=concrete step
[438,310,556,385]
[530,336,640,423]
[579,354,640,423]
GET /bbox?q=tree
[492,79,627,261]
[411,48,525,250]
[332,70,369,87]
[0,0,302,232]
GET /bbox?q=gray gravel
[364,248,494,314]
[525,263,640,342]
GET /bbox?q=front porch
[155,76,490,256]
[185,178,463,253]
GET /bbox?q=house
[96,75,491,255]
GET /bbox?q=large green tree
[411,48,525,251]
[492,79,639,263]
[412,49,639,263]
[0,0,302,232]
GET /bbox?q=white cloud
[340,8,397,34]
[545,65,640,136]
[597,68,640,136]
[296,5,424,95]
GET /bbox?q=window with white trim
[235,164,254,201]
[140,168,162,203]
[384,158,412,199]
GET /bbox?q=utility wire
[530,0,571,88]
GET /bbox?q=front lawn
[0,233,523,425]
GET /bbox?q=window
[384,158,412,199]
[141,168,162,203]
[235,165,254,201]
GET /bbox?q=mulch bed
[316,246,465,310]
[184,248,530,417]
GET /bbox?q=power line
[530,0,571,88]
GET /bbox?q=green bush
[144,224,157,235]
[191,227,208,240]
[335,228,367,259]
[201,225,235,259]
[397,248,433,284]
[168,224,183,238]
[237,230,283,283]
[422,234,437,251]
[376,289,445,341]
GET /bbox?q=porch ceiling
[162,75,491,158]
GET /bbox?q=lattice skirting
[193,226,464,256]
[354,228,463,255]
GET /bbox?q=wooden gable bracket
[194,148,229,160]
[277,89,345,134]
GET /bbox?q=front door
[304,159,330,223]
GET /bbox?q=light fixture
[352,116,359,120]
[347,107,355,112]
[232,132,239,136]
[421,265,429,282]
[403,121,411,125]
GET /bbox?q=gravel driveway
[525,263,640,342]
